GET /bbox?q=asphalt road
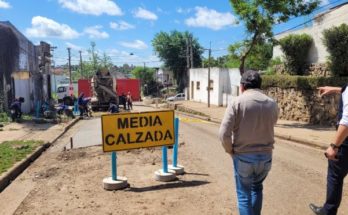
[177,114,348,215]
[69,109,348,214]
[2,107,348,214]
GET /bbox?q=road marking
[177,116,213,124]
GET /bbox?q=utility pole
[79,50,83,78]
[50,46,57,92]
[208,42,211,108]
[186,37,190,99]
[67,47,72,84]
[190,36,194,69]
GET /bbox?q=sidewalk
[173,100,336,149]
[0,119,75,144]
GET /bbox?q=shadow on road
[126,180,210,193]
[184,172,210,177]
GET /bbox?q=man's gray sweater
[219,89,278,154]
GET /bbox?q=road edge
[171,108,328,150]
[0,117,79,192]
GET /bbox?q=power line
[275,7,348,35]
[275,0,348,35]
[275,0,346,26]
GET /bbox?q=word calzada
[102,110,175,152]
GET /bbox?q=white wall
[273,3,348,64]
[14,79,31,113]
[220,68,241,106]
[190,68,241,106]
[190,68,220,106]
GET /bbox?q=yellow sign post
[101,110,175,152]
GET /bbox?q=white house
[189,68,241,107]
[156,69,174,86]
[273,2,348,64]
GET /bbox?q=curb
[0,117,79,192]
[174,109,328,151]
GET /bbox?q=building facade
[273,3,348,64]
[189,68,241,107]
[0,21,51,113]
[156,69,174,86]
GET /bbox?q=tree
[89,41,100,71]
[228,41,273,71]
[131,66,158,96]
[131,66,155,85]
[80,42,114,79]
[323,24,348,76]
[279,34,313,75]
[100,52,113,69]
[152,31,203,92]
[230,0,320,74]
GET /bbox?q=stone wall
[264,87,339,126]
[274,63,331,77]
[306,63,331,77]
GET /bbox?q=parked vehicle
[57,84,75,106]
[56,103,75,118]
[166,93,185,101]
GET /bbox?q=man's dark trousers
[324,144,348,215]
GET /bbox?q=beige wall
[273,3,348,64]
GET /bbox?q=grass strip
[0,140,44,174]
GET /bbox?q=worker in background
[127,91,133,110]
[108,98,119,113]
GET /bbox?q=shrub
[262,75,348,90]
[322,24,348,76]
[0,112,9,123]
[279,34,313,75]
[264,57,282,75]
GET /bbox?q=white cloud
[185,7,238,30]
[177,7,191,14]
[0,0,10,9]
[133,7,158,20]
[110,21,135,31]
[66,42,83,50]
[84,25,109,39]
[119,40,148,49]
[26,16,80,39]
[58,0,123,16]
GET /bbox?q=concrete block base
[103,176,128,191]
[154,169,177,182]
[168,165,185,175]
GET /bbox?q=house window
[196,81,200,90]
[57,86,66,93]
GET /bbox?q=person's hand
[325,146,338,161]
[317,86,340,97]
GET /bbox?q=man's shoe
[309,203,326,215]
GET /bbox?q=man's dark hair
[240,70,262,90]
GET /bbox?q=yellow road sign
[101,110,175,152]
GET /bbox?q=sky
[0,0,345,67]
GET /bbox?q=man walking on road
[219,70,278,215]
[310,85,348,215]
